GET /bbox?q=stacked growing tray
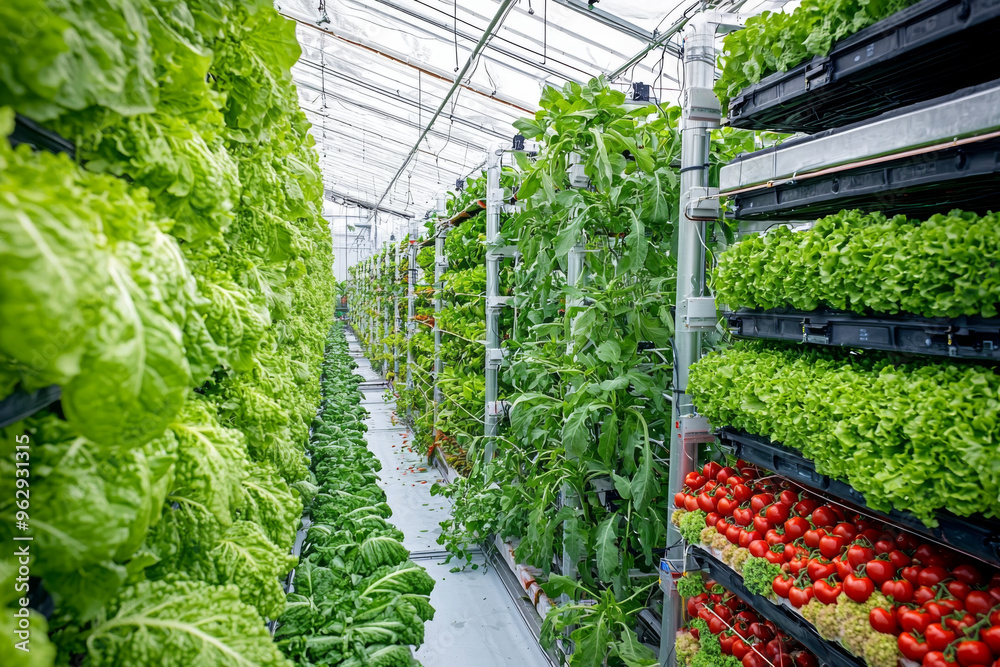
[689,3,1000,664]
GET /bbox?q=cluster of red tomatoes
[675,461,1000,667]
[687,579,819,667]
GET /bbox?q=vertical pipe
[661,17,717,664]
[484,143,504,463]
[393,242,401,382]
[433,207,448,437]
[561,226,586,586]
[407,242,417,415]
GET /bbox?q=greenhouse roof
[278,0,778,224]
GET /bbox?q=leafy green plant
[689,341,1000,522]
[540,576,659,667]
[741,557,782,598]
[715,209,1000,318]
[715,0,921,107]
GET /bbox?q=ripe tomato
[685,471,707,490]
[833,555,853,580]
[740,529,762,549]
[898,631,930,661]
[899,608,931,634]
[846,543,875,568]
[806,558,836,582]
[778,489,799,506]
[674,492,686,508]
[750,493,774,514]
[717,497,736,516]
[697,492,718,513]
[765,548,786,565]
[965,590,995,616]
[926,623,957,651]
[803,527,828,549]
[742,648,769,667]
[914,543,938,564]
[896,532,920,551]
[832,522,858,541]
[923,651,958,667]
[773,574,794,599]
[706,512,722,528]
[844,572,875,603]
[733,508,754,527]
[788,585,814,608]
[765,529,789,546]
[913,585,938,605]
[784,517,810,540]
[982,626,1000,657]
[956,640,994,667]
[717,466,738,483]
[716,518,731,535]
[818,534,845,560]
[726,524,743,545]
[922,601,952,623]
[709,615,726,635]
[791,650,818,667]
[874,537,895,554]
[866,559,897,585]
[753,514,773,534]
[684,494,700,512]
[703,461,722,480]
[943,613,977,636]
[793,498,818,518]
[901,565,924,584]
[731,637,750,660]
[869,607,898,635]
[917,566,949,587]
[888,549,912,568]
[766,503,791,526]
[732,483,753,504]
[810,505,838,527]
[881,579,915,603]
[750,622,774,642]
[720,632,736,655]
[749,540,770,558]
[814,579,842,605]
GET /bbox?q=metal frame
[433,201,448,434]
[662,10,752,663]
[484,143,505,464]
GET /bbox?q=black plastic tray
[693,546,866,667]
[725,308,1000,361]
[10,114,75,156]
[719,428,1000,566]
[730,135,1000,219]
[727,0,1000,133]
[0,386,61,429]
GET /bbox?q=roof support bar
[325,188,415,218]
[607,0,702,80]
[551,0,655,42]
[368,0,518,223]
[281,9,536,113]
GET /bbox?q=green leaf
[630,439,658,512]
[594,513,619,581]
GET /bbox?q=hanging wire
[453,0,460,72]
[542,0,548,65]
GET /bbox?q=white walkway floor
[346,331,553,667]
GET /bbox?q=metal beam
[552,0,655,42]
[368,0,518,225]
[324,188,415,218]
[281,9,537,114]
[607,1,701,80]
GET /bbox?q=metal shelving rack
[724,308,1000,360]
[669,2,1000,664]
[718,428,1000,566]
[694,546,867,667]
[721,80,1000,220]
[726,0,1000,133]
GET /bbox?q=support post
[661,11,747,663]
[406,241,417,416]
[433,200,448,438]
[484,143,504,464]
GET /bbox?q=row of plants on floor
[0,2,336,664]
[276,323,435,667]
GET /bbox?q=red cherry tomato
[803,527,828,549]
[917,566,950,587]
[898,631,930,661]
[702,461,722,480]
[818,534,845,560]
[810,505,838,527]
[832,522,858,541]
[684,471,707,490]
[866,559,897,585]
[869,607,898,635]
[846,543,875,568]
[881,578,915,603]
[788,585,814,608]
[784,516,810,540]
[773,574,794,599]
[926,623,957,651]
[899,608,931,634]
[750,493,774,514]
[814,578,842,605]
[843,572,874,603]
[955,640,994,667]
